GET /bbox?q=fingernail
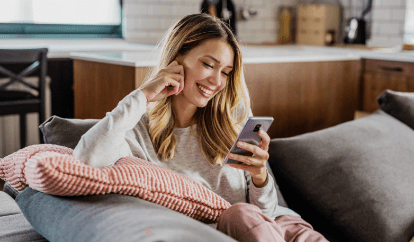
[237,141,243,147]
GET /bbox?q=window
[0,0,123,38]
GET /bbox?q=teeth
[198,84,213,95]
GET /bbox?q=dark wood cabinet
[362,59,414,112]
[74,59,362,139]
[244,60,361,138]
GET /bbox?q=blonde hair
[147,13,250,166]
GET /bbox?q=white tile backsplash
[391,9,407,21]
[380,23,402,35]
[125,0,292,44]
[124,0,410,47]
[367,0,407,47]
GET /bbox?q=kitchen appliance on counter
[296,4,341,46]
[344,0,372,44]
[201,0,236,35]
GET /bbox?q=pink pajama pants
[217,203,328,242]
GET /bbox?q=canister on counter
[278,6,294,45]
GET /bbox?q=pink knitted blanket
[0,144,231,223]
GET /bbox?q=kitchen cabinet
[244,60,361,138]
[296,4,340,46]
[73,60,150,119]
[362,59,414,112]
[74,59,361,139]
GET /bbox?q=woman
[73,13,327,242]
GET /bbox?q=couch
[1,89,414,242]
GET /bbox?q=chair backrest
[0,48,48,95]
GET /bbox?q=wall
[123,0,297,45]
[368,0,407,47]
[124,0,409,47]
[404,0,414,45]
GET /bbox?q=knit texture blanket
[0,144,231,223]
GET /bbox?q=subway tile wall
[403,0,414,45]
[123,0,297,45]
[368,0,407,47]
[124,0,409,47]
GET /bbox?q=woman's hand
[139,60,185,102]
[227,129,270,188]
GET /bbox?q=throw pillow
[268,110,414,242]
[39,115,289,207]
[39,116,99,149]
[16,187,237,242]
[0,144,230,223]
[378,89,414,130]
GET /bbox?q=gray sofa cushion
[16,187,236,242]
[378,89,414,130]
[39,116,99,149]
[0,191,47,242]
[268,110,414,242]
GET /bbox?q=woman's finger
[227,163,255,173]
[163,76,181,95]
[236,141,268,160]
[258,129,270,151]
[168,64,184,75]
[167,60,179,67]
[168,72,184,90]
[227,152,261,166]
[167,63,185,94]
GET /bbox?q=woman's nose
[208,71,222,87]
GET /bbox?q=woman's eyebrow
[204,55,233,69]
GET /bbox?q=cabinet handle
[377,65,403,72]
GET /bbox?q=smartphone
[224,116,274,164]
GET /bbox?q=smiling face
[173,39,235,116]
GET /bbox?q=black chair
[0,48,48,148]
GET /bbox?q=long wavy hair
[146,13,250,166]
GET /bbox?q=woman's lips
[197,84,214,96]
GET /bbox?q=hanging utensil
[222,0,231,21]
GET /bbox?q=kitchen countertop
[70,46,362,67]
[0,38,154,58]
[0,38,413,63]
[70,45,414,67]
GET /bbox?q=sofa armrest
[3,182,19,200]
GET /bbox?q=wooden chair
[0,48,48,148]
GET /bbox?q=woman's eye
[222,72,230,77]
[202,62,213,68]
